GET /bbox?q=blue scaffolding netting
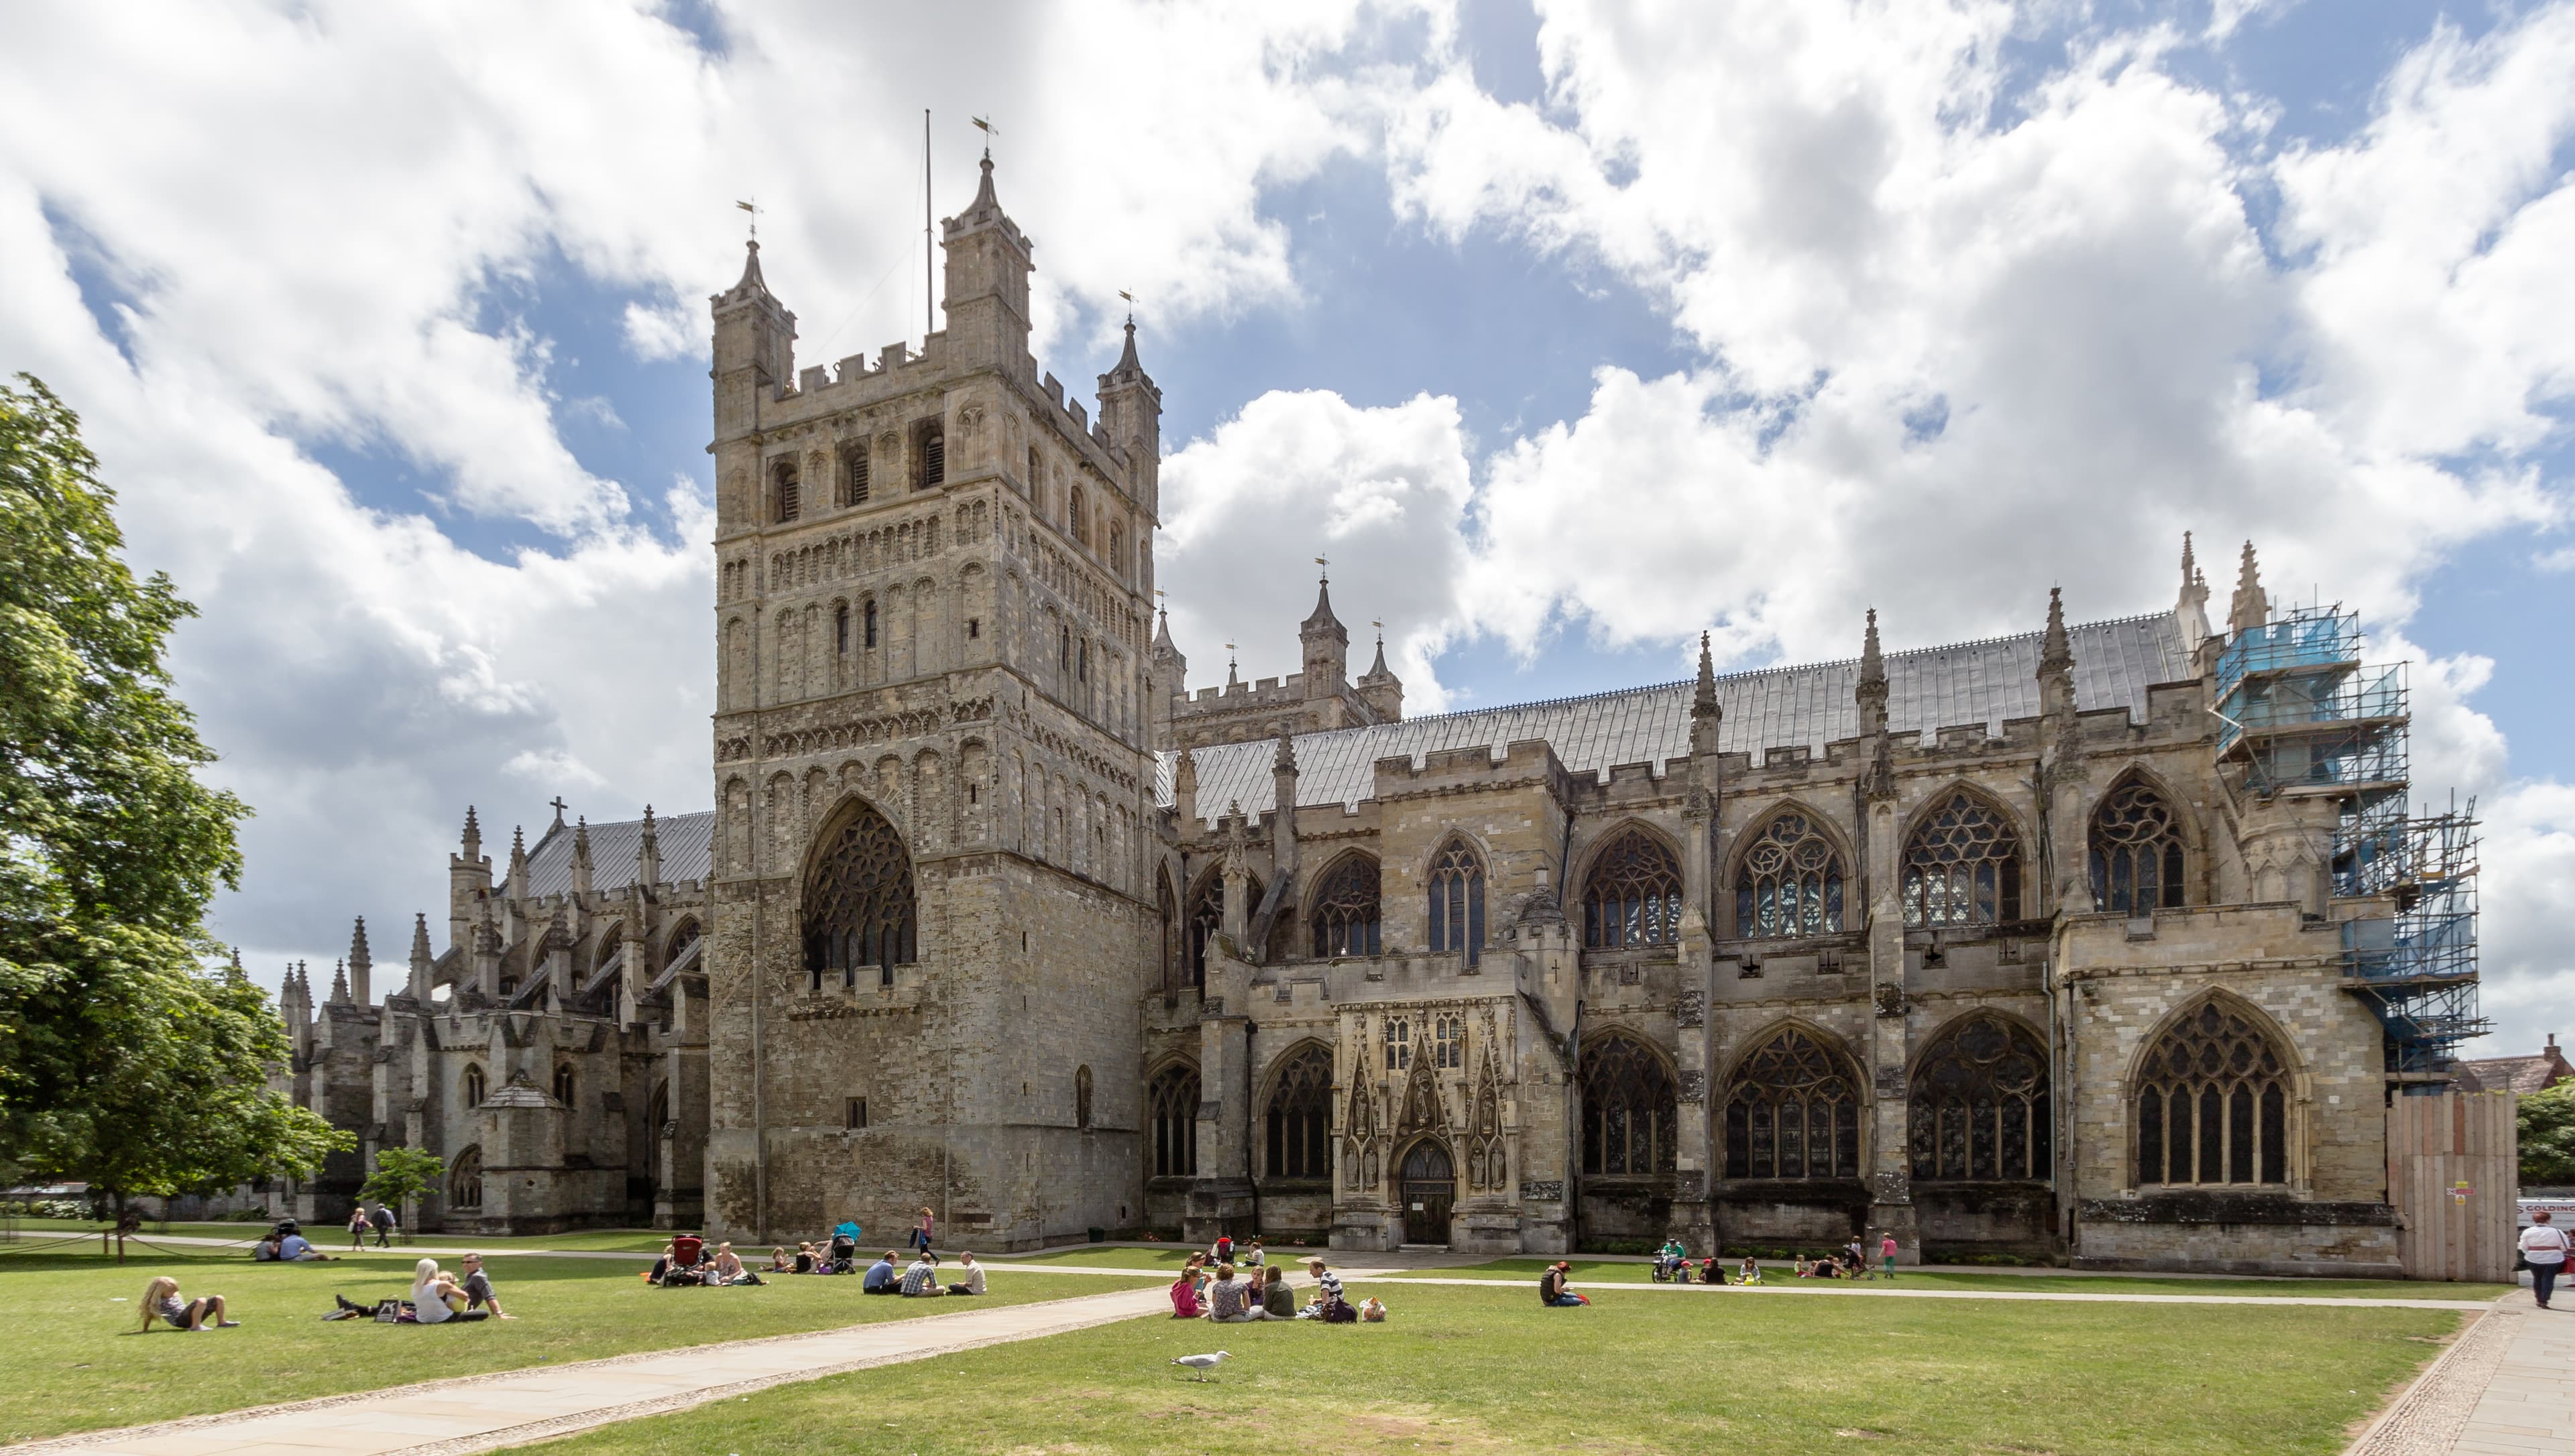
[2217,605,2484,1082]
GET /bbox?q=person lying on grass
[140,1275,237,1331]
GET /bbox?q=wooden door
[1400,1140,1454,1245]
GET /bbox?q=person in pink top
[1880,1231,1900,1280]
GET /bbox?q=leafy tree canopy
[2523,1083,2575,1187]
[359,1146,446,1211]
[0,374,347,1202]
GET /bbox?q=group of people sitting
[1646,1235,1895,1285]
[317,1254,516,1324]
[859,1248,984,1296]
[249,1219,335,1262]
[1169,1237,1378,1323]
[646,1234,764,1286]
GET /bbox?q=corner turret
[940,155,1033,377]
[1299,571,1349,700]
[346,916,372,1006]
[710,238,797,526]
[2229,540,2269,638]
[1096,316,1163,517]
[1355,624,1404,723]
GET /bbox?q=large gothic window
[1735,810,1846,938]
[1902,792,2023,927]
[1723,1028,1862,1180]
[2092,778,2187,914]
[1908,1014,2051,1181]
[1583,829,1684,949]
[1581,1034,1678,1178]
[802,802,917,991]
[1149,1063,1198,1178]
[1263,1046,1332,1180]
[1426,839,1485,968]
[2134,1000,2293,1188]
[1309,856,1383,959]
[1185,872,1259,991]
[449,1145,483,1210]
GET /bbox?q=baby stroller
[828,1221,860,1274]
[662,1233,707,1286]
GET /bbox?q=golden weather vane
[735,198,760,240]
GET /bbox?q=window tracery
[462,1064,485,1109]
[1263,1046,1332,1180]
[1902,792,2023,926]
[1908,1014,2051,1181]
[1309,856,1383,959]
[801,802,916,991]
[1723,1028,1862,1180]
[1432,1013,1463,1070]
[1383,1017,1412,1071]
[448,1145,483,1209]
[1582,829,1684,949]
[1426,839,1485,968]
[1148,1064,1198,1178]
[1582,1034,1678,1178]
[2134,1000,2292,1188]
[1184,871,1259,991]
[1735,810,1845,937]
[2092,778,2187,914]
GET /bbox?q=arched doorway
[1399,1140,1455,1245]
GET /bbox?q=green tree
[2523,1083,2575,1187]
[358,1146,446,1234]
[0,374,348,1215]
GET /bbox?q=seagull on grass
[1171,1349,1231,1381]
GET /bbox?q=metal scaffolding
[2216,605,2486,1084]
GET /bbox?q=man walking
[2521,1211,2570,1309]
[368,1202,397,1249]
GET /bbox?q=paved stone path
[2347,1302,2575,1456]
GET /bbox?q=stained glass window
[1310,856,1382,959]
[802,801,915,990]
[2133,1000,2291,1187]
[1907,1014,2051,1181]
[1583,829,1684,949]
[1582,1034,1678,1177]
[1902,792,2023,926]
[1426,839,1485,968]
[1735,811,1845,937]
[1723,1028,1862,1179]
[2092,777,2187,914]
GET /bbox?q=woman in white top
[2521,1211,2570,1309]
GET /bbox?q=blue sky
[2,0,2571,1049]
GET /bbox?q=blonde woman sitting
[410,1258,486,1323]
[139,1276,236,1331]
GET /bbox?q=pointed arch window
[1908,1014,2051,1181]
[2134,1000,2292,1188]
[842,441,870,505]
[802,802,916,991]
[1149,1063,1199,1178]
[1263,1046,1332,1180]
[1902,792,2022,927]
[663,919,701,971]
[863,599,878,649]
[1581,1034,1678,1177]
[552,1065,576,1106]
[1070,487,1090,550]
[1583,829,1683,949]
[2092,778,2187,914]
[1723,1028,1862,1180]
[449,1145,483,1209]
[1184,872,1257,991]
[1426,839,1485,968]
[1736,810,1845,937]
[462,1064,486,1109]
[1309,856,1382,959]
[914,420,945,490]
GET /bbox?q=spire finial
[411,912,433,961]
[2229,539,2269,635]
[1274,731,1298,774]
[2180,530,2196,590]
[1857,607,1890,725]
[2041,585,2072,674]
[1691,630,1719,722]
[461,804,481,857]
[329,958,349,1004]
[549,796,569,828]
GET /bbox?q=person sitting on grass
[1701,1257,1727,1284]
[1655,1239,1689,1281]
[1537,1261,1588,1308]
[1169,1256,1206,1318]
[767,1246,794,1274]
[410,1258,488,1323]
[900,1252,943,1296]
[862,1251,901,1294]
[251,1230,284,1262]
[453,1252,514,1319]
[278,1226,334,1262]
[710,1242,747,1285]
[1243,1238,1265,1269]
[793,1241,817,1274]
[1206,1263,1263,1322]
[1737,1256,1764,1286]
[140,1275,237,1331]
[946,1252,984,1296]
[1260,1264,1296,1318]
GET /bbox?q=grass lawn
[982,1246,1210,1271]
[0,1244,1156,1443]
[1383,1256,2511,1302]
[508,1280,2462,1455]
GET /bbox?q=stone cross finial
[550,796,569,827]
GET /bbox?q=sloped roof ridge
[1336,609,2181,733]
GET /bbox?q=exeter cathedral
[273,156,2483,1277]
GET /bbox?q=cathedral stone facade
[277,159,2471,1276]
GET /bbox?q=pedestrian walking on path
[2521,1210,2569,1308]
[1880,1231,1899,1280]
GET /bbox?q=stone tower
[701,155,1164,1247]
